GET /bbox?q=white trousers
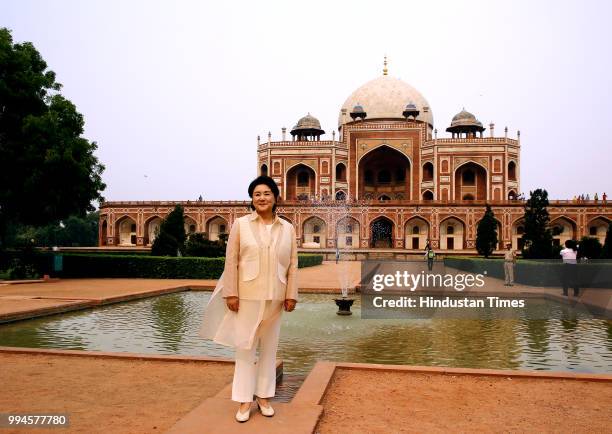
[231,300,283,402]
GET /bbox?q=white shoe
[235,405,250,423]
[256,397,275,417]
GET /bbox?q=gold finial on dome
[383,55,388,75]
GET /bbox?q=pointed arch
[404,217,430,250]
[302,216,327,248]
[453,160,488,201]
[144,215,164,245]
[510,217,525,251]
[285,162,317,200]
[205,215,229,241]
[439,216,466,250]
[357,144,412,200]
[335,162,347,182]
[115,215,137,246]
[587,216,611,244]
[369,215,395,248]
[550,216,577,247]
[336,216,360,248]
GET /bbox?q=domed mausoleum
[100,60,610,256]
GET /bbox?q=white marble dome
[338,75,433,128]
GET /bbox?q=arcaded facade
[99,63,611,254]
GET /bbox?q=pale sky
[3,0,611,202]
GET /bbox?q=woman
[199,175,298,423]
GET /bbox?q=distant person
[503,243,516,286]
[594,193,599,202]
[424,246,436,271]
[560,240,579,297]
[335,247,340,264]
[603,192,607,204]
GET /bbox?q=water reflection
[0,292,610,375]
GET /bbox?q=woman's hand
[225,296,239,312]
[284,299,296,312]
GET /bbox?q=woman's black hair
[248,175,280,212]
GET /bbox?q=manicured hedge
[444,257,612,288]
[60,254,225,279]
[51,253,323,279]
[297,254,324,269]
[2,250,324,280]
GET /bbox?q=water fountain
[333,211,356,315]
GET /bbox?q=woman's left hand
[284,299,297,312]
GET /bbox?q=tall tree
[0,28,105,249]
[8,211,99,247]
[151,205,186,256]
[602,224,612,259]
[577,236,602,260]
[521,189,553,259]
[476,204,498,258]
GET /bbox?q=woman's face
[252,184,275,215]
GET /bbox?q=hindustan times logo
[371,271,486,292]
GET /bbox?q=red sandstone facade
[99,68,611,253]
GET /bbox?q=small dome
[405,102,417,110]
[292,113,322,131]
[352,104,365,113]
[449,109,482,128]
[446,108,485,133]
[290,113,325,139]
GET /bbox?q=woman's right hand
[225,296,239,312]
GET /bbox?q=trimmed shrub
[298,254,323,268]
[43,252,323,279]
[60,254,224,279]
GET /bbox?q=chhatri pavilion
[99,60,611,257]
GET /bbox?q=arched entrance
[206,216,228,241]
[184,216,197,235]
[336,216,360,248]
[422,190,434,201]
[454,162,487,201]
[303,217,326,247]
[335,163,347,181]
[358,146,411,200]
[144,216,162,245]
[512,219,525,251]
[550,217,577,247]
[588,217,610,244]
[116,216,137,246]
[286,164,316,200]
[404,217,429,250]
[370,217,394,248]
[440,217,465,250]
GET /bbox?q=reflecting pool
[1,292,611,375]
